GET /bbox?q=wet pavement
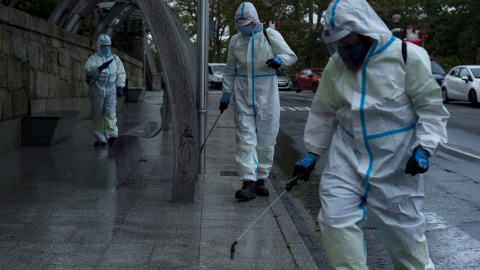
[0,91,317,269]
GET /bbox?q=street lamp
[392,14,401,24]
[391,14,403,37]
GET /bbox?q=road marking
[280,95,313,101]
[280,107,311,112]
[441,144,480,160]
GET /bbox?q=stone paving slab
[0,91,317,269]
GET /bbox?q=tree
[166,0,480,74]
[15,0,59,20]
[419,0,480,67]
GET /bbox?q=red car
[294,68,324,93]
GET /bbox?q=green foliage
[16,0,477,74]
[192,0,333,76]
[15,0,59,20]
[419,0,480,67]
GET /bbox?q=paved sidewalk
[0,90,317,269]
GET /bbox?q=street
[271,91,480,269]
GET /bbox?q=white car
[276,69,292,91]
[208,63,226,89]
[442,65,480,106]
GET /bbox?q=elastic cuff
[306,152,319,161]
[416,146,430,157]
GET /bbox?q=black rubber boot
[94,141,106,148]
[255,179,270,196]
[108,137,117,147]
[235,181,256,200]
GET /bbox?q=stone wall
[0,5,144,154]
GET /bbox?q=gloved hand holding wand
[292,152,319,182]
[219,92,230,112]
[97,59,113,72]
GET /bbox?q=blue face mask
[240,25,253,36]
[101,46,111,56]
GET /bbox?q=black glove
[405,146,430,176]
[219,92,230,112]
[292,152,319,182]
[116,87,123,97]
[266,57,282,69]
[97,59,113,72]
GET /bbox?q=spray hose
[230,173,303,260]
[200,110,223,153]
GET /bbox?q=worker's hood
[321,0,393,58]
[96,34,112,57]
[234,2,263,37]
[322,0,392,42]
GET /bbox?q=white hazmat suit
[84,34,126,145]
[304,0,449,269]
[222,2,297,182]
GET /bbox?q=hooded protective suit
[223,2,297,181]
[304,0,449,269]
[84,34,126,143]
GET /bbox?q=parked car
[276,69,292,91]
[294,68,324,93]
[208,63,226,89]
[431,61,447,86]
[441,65,480,106]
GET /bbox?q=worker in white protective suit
[84,34,126,148]
[221,2,297,200]
[292,0,449,269]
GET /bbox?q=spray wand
[200,109,224,153]
[88,49,121,86]
[230,174,303,260]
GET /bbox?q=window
[470,68,480,79]
[312,70,324,76]
[211,65,226,73]
[431,62,445,75]
[450,68,460,77]
[459,68,470,78]
[276,69,287,76]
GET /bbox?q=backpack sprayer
[391,25,428,47]
[230,174,304,260]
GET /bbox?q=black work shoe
[255,179,270,196]
[108,137,117,147]
[94,141,107,148]
[235,181,256,200]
